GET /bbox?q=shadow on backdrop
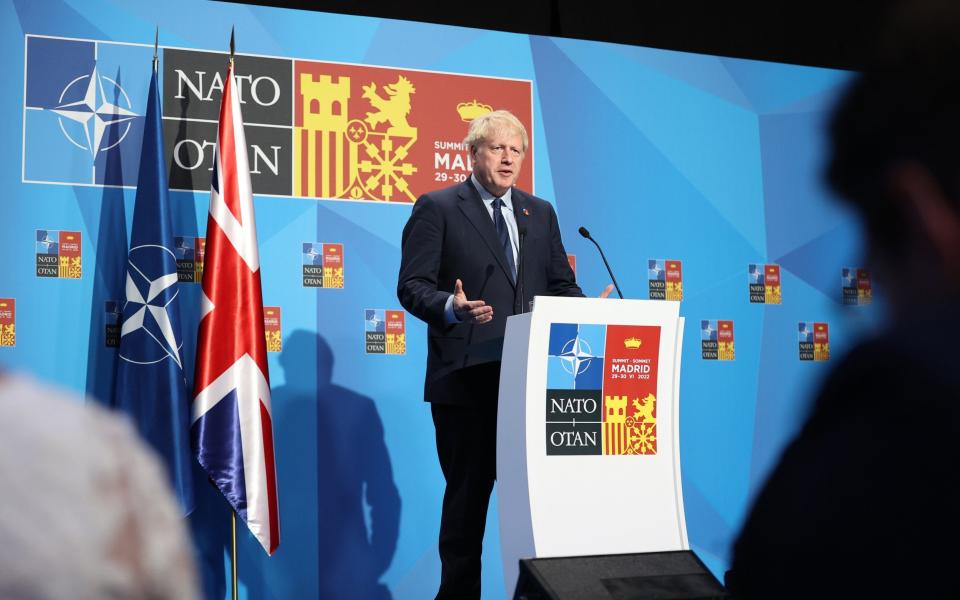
[266,329,401,599]
[186,467,230,599]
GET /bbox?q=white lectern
[497,296,687,596]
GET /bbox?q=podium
[496,296,688,595]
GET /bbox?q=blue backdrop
[1,1,876,598]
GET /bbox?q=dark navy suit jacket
[398,181,583,404]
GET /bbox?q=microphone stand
[578,226,624,299]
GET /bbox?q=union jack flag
[191,58,279,555]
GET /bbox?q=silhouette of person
[730,3,960,597]
[273,330,400,600]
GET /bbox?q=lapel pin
[522,208,530,216]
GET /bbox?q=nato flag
[114,65,194,515]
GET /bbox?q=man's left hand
[598,284,615,298]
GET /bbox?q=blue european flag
[113,64,194,515]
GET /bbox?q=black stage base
[514,550,728,600]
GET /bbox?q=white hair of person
[463,109,529,153]
[0,373,200,600]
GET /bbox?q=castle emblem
[295,71,419,202]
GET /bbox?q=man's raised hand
[452,279,493,324]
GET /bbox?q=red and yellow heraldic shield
[814,322,829,361]
[857,268,872,304]
[602,325,661,455]
[59,231,81,279]
[665,260,683,301]
[195,237,206,283]
[0,298,14,347]
[322,243,344,289]
[294,61,532,202]
[264,306,282,353]
[385,310,406,355]
[718,319,735,361]
[764,264,781,304]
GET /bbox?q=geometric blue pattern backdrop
[1,1,874,598]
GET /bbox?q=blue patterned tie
[493,198,517,283]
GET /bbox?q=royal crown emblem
[457,99,493,122]
[624,337,642,349]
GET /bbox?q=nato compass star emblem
[175,237,195,260]
[120,245,183,367]
[304,244,322,265]
[366,310,384,332]
[842,268,856,288]
[559,335,596,377]
[701,320,716,341]
[36,230,58,253]
[49,63,139,160]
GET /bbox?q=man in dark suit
[398,110,610,599]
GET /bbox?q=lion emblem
[361,75,416,136]
[632,393,657,424]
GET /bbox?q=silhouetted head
[827,1,960,313]
[279,329,334,390]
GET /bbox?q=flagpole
[231,511,238,600]
[228,27,237,599]
[228,28,238,600]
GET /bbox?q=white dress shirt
[443,175,520,323]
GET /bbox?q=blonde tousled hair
[463,109,529,153]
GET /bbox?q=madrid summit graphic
[23,34,532,202]
[545,323,661,456]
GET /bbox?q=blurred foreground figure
[730,2,960,598]
[0,373,199,599]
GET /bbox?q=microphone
[515,225,527,314]
[578,226,624,299]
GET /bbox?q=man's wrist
[443,293,461,325]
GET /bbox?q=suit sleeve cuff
[443,293,460,325]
